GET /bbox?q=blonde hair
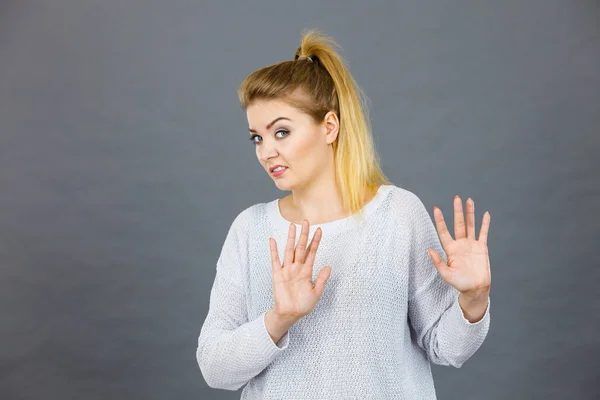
[238,29,392,224]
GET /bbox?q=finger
[433,206,454,249]
[478,211,491,245]
[284,222,296,266]
[427,248,448,269]
[269,237,282,275]
[312,265,332,297]
[302,226,317,263]
[295,219,310,264]
[303,227,322,267]
[427,249,449,279]
[466,198,476,239]
[454,195,467,240]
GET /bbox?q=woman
[197,29,492,399]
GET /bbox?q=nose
[258,139,278,163]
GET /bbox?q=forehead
[246,99,297,120]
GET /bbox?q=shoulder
[386,185,428,213]
[226,204,256,235]
[217,204,258,263]
[226,199,271,234]
[383,185,433,227]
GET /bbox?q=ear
[323,111,339,145]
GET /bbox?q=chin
[274,180,293,191]
[272,176,296,190]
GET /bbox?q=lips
[271,166,287,177]
[269,165,287,172]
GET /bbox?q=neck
[285,175,346,225]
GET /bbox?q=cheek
[290,140,315,164]
[294,141,327,171]
[296,132,321,153]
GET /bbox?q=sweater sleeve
[406,193,490,368]
[196,210,290,390]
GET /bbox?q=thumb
[313,266,332,298]
[427,249,447,274]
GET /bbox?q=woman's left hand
[427,196,491,297]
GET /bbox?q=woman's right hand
[269,219,332,323]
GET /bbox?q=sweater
[196,184,491,399]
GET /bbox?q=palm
[269,220,332,321]
[272,270,321,317]
[428,196,491,294]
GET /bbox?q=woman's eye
[249,130,289,145]
[249,134,260,144]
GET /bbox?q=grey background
[1,1,598,399]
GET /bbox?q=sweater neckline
[267,184,393,236]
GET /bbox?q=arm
[264,308,297,345]
[458,290,490,323]
[196,211,291,390]
[407,194,490,368]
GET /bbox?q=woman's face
[246,97,338,191]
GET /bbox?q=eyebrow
[248,117,291,134]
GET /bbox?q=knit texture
[197,184,491,399]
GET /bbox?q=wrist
[458,290,490,323]
[265,308,296,345]
[270,308,299,326]
[460,286,490,302]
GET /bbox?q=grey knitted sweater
[197,184,491,399]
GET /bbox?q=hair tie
[296,55,313,62]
